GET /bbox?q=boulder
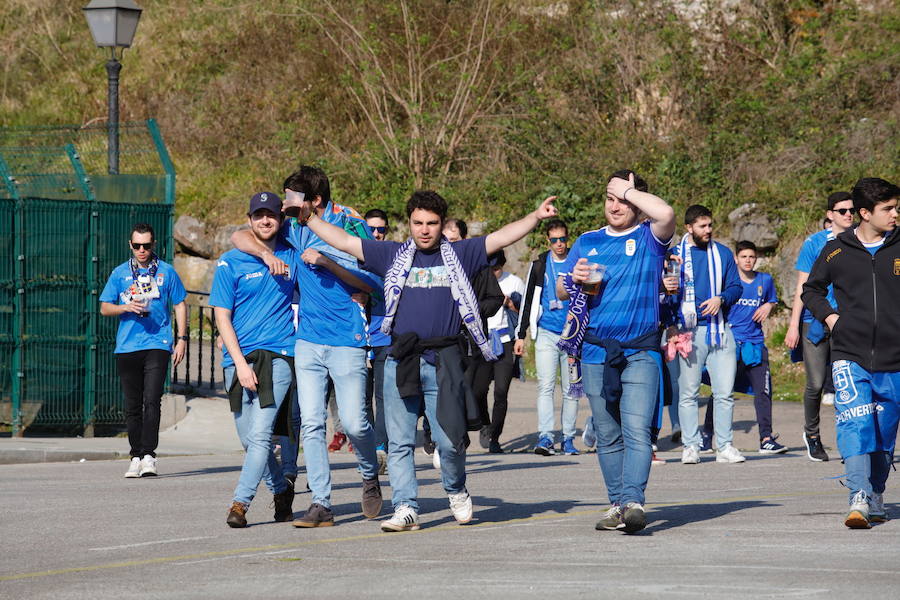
[212,224,248,259]
[174,255,216,293]
[728,203,779,251]
[174,215,215,258]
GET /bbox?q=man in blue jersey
[515,219,581,456]
[785,192,856,462]
[557,170,675,534]
[292,189,558,531]
[232,167,383,528]
[673,205,743,466]
[100,223,188,478]
[210,192,297,528]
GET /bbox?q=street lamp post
[83,0,143,175]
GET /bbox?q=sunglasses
[370,226,387,234]
[131,242,153,250]
[833,208,856,216]
[549,236,568,244]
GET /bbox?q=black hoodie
[801,227,900,372]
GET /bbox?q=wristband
[179,335,189,341]
[622,187,635,201]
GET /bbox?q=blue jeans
[224,359,291,505]
[677,325,737,450]
[582,351,659,506]
[278,386,301,479]
[296,340,377,509]
[535,327,577,440]
[383,357,466,512]
[366,345,390,448]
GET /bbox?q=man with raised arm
[556,170,675,534]
[291,189,557,531]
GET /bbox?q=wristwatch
[178,335,189,341]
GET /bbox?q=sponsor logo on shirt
[587,248,599,257]
[244,271,264,280]
[894,258,900,276]
[218,260,228,267]
[825,248,841,262]
[836,402,877,424]
[735,298,761,307]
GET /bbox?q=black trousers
[116,349,170,458]
[469,340,516,442]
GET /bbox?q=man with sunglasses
[515,219,580,456]
[100,223,187,478]
[364,208,391,472]
[785,191,856,462]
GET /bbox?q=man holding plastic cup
[556,170,675,533]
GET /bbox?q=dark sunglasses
[370,226,387,234]
[833,208,856,216]
[549,236,568,244]
[131,242,153,250]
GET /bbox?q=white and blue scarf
[381,238,497,361]
[677,233,726,347]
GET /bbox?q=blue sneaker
[562,437,579,455]
[699,429,714,454]
[759,436,787,455]
[534,435,556,456]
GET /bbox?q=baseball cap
[247,191,282,216]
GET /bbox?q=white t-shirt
[487,271,526,343]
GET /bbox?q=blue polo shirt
[281,203,379,348]
[99,260,187,354]
[562,222,670,364]
[208,245,298,367]
[729,272,777,344]
[537,253,569,334]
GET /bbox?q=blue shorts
[832,360,900,458]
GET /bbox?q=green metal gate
[0,120,174,435]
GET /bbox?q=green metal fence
[0,120,174,435]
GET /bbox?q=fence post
[0,154,25,436]
[67,145,99,436]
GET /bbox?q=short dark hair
[735,240,757,254]
[684,204,713,225]
[608,169,648,193]
[488,249,507,268]
[852,177,900,214]
[406,190,448,220]
[826,191,852,211]
[545,219,568,235]
[365,208,388,225]
[131,223,155,242]
[444,218,467,239]
[283,165,331,206]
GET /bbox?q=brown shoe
[361,477,383,519]
[226,502,248,528]
[273,480,295,522]
[293,503,334,528]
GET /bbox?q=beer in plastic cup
[138,296,150,318]
[583,263,605,296]
[663,259,680,296]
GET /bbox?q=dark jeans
[701,348,773,441]
[116,349,170,458]
[365,345,390,447]
[801,322,831,436]
[470,340,516,442]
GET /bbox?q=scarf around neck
[677,233,726,347]
[381,237,497,361]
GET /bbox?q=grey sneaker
[622,502,646,533]
[870,492,888,523]
[595,505,624,530]
[293,503,335,528]
[844,491,871,529]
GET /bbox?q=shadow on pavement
[642,499,775,534]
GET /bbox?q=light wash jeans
[224,359,291,505]
[296,340,378,509]
[383,357,466,512]
[677,324,737,450]
[582,351,659,506]
[535,327,577,441]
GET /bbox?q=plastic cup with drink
[663,258,680,296]
[582,261,606,296]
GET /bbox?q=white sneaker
[681,446,700,464]
[124,457,141,478]
[432,450,441,470]
[845,490,871,529]
[138,454,158,476]
[448,490,473,524]
[582,416,597,449]
[870,492,888,523]
[716,444,746,464]
[381,504,420,532]
[822,392,835,406]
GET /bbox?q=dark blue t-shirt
[729,272,777,344]
[360,237,488,341]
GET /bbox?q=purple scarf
[556,273,589,398]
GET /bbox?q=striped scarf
[677,233,726,347]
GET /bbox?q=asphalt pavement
[1,379,898,599]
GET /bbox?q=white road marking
[90,536,215,551]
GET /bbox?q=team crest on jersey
[625,239,636,256]
[894,258,900,276]
[156,275,165,287]
[832,360,858,406]
[757,285,763,296]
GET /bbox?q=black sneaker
[479,426,491,450]
[804,433,829,462]
[622,502,647,533]
[272,481,294,522]
[488,440,503,454]
[293,503,335,528]
[361,477,383,519]
[422,431,436,456]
